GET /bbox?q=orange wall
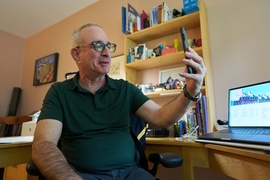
[0,30,25,116]
[19,0,184,115]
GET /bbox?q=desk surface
[1,138,270,180]
[146,137,204,147]
[0,142,32,168]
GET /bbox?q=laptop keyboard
[230,129,270,135]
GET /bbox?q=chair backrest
[130,114,149,171]
[0,116,32,137]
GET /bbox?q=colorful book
[126,3,140,34]
[141,10,149,29]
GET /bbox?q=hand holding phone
[180,27,195,74]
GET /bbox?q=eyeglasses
[76,41,117,53]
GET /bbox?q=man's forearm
[32,140,83,180]
[158,91,193,128]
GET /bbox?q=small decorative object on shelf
[183,0,199,15]
[127,48,135,63]
[153,46,162,57]
[135,44,147,60]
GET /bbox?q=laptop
[196,81,270,150]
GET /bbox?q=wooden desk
[146,137,270,180]
[205,144,270,180]
[2,139,270,180]
[146,137,209,180]
[0,142,32,168]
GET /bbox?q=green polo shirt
[38,73,149,172]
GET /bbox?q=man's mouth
[99,61,109,65]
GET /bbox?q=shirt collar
[68,72,117,91]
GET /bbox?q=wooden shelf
[126,12,200,44]
[144,86,206,99]
[126,47,202,71]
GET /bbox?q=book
[195,102,203,135]
[192,107,198,135]
[121,6,127,34]
[198,97,206,134]
[186,114,192,130]
[158,4,162,24]
[126,3,140,34]
[162,2,173,23]
[152,6,158,26]
[202,96,209,134]
[141,10,149,29]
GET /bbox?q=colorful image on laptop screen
[228,81,270,127]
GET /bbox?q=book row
[187,95,209,136]
[122,2,194,34]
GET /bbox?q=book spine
[198,98,206,134]
[180,120,183,138]
[202,96,209,134]
[195,102,203,135]
[121,6,126,34]
[158,4,162,24]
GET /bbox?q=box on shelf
[183,0,199,14]
[162,48,177,55]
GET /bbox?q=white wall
[206,0,270,121]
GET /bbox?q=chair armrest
[26,159,41,176]
[148,152,183,168]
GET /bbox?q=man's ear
[70,48,80,63]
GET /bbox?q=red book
[141,10,148,29]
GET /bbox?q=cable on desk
[183,126,199,142]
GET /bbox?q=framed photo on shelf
[108,55,125,80]
[153,46,162,57]
[33,53,59,86]
[135,44,146,60]
[159,67,185,84]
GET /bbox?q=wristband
[183,84,202,102]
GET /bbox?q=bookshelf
[123,0,216,132]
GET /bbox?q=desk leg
[182,146,209,180]
[181,146,193,180]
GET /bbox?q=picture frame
[108,55,125,80]
[135,44,146,60]
[159,67,185,84]
[153,46,162,57]
[33,53,59,86]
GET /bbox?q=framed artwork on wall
[159,67,185,84]
[33,53,59,86]
[108,55,125,80]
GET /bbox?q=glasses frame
[76,41,117,53]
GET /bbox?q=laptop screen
[228,81,270,127]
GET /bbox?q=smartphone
[180,27,194,74]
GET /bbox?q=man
[32,23,206,180]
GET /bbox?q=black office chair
[26,72,183,179]
[26,115,183,179]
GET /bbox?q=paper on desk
[0,136,33,143]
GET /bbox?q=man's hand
[179,47,206,96]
